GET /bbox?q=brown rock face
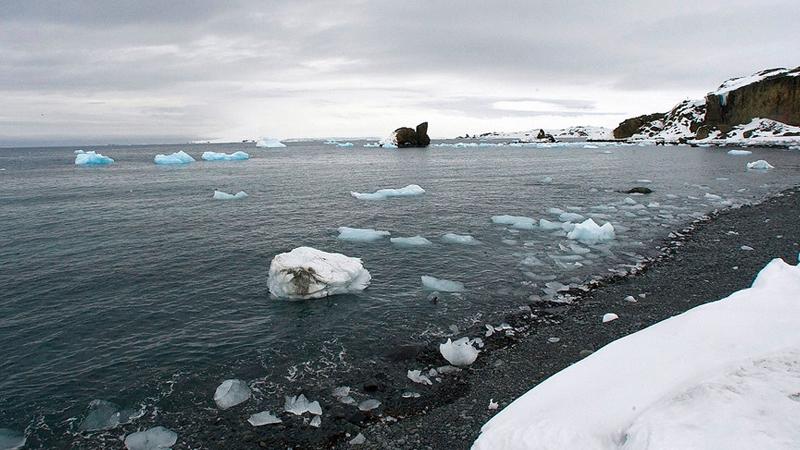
[393,122,430,148]
[613,113,665,139]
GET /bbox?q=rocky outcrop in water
[393,122,431,148]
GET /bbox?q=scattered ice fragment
[351,184,425,200]
[727,149,752,156]
[349,433,366,445]
[704,193,722,201]
[310,416,322,428]
[541,176,553,183]
[741,245,754,251]
[390,236,433,248]
[75,150,114,165]
[559,212,585,223]
[284,394,322,415]
[439,337,480,367]
[636,179,653,183]
[441,233,479,245]
[336,142,354,147]
[491,215,536,230]
[358,399,381,411]
[638,293,647,299]
[437,365,462,374]
[0,428,26,450]
[625,296,637,303]
[201,151,249,161]
[402,391,421,398]
[79,399,136,431]
[213,379,251,409]
[407,370,432,385]
[248,411,282,426]
[154,150,195,164]
[488,399,499,410]
[268,247,371,299]
[746,160,774,170]
[538,219,562,230]
[449,324,459,334]
[548,207,565,215]
[339,396,356,405]
[421,276,465,292]
[213,190,248,200]
[256,137,286,148]
[337,227,391,242]
[567,219,615,243]
[124,426,177,450]
[332,386,350,398]
[547,337,561,343]
[569,243,591,255]
[624,197,637,205]
[602,313,619,323]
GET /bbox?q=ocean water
[1,141,798,447]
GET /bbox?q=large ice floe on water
[566,218,615,243]
[440,337,480,367]
[746,159,774,170]
[213,190,248,200]
[337,226,391,242]
[74,150,114,165]
[474,258,800,450]
[124,426,177,450]
[154,150,195,164]
[79,399,136,431]
[0,428,26,450]
[491,215,536,230]
[421,275,465,292]
[350,184,425,200]
[390,236,432,248]
[213,379,251,409]
[201,151,249,161]
[256,137,286,148]
[268,247,371,299]
[441,233,479,245]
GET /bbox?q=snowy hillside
[474,258,800,450]
[475,125,613,141]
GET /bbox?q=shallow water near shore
[1,141,799,447]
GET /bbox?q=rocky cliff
[391,122,431,148]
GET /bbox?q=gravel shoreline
[337,186,800,450]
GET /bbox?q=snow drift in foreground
[154,150,195,164]
[124,426,177,450]
[75,150,114,165]
[256,137,286,148]
[213,190,248,200]
[350,184,425,200]
[201,151,249,161]
[268,247,371,299]
[474,258,800,450]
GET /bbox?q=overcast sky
[1,0,798,146]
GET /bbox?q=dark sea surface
[1,140,798,447]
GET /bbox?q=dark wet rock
[626,187,653,194]
[613,112,666,139]
[393,122,431,148]
[536,128,556,142]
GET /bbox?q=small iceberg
[602,313,619,323]
[728,149,752,156]
[407,369,433,385]
[201,151,249,161]
[567,218,615,243]
[538,219,563,230]
[491,215,536,230]
[0,428,26,450]
[248,411,282,426]
[284,394,322,416]
[79,399,136,431]
[268,247,371,299]
[336,142,354,147]
[213,190,248,200]
[439,337,480,367]
[256,137,286,148]
[154,150,195,164]
[746,160,774,170]
[75,150,114,165]
[350,433,366,445]
[124,426,177,450]
[213,379,251,409]
[441,233,479,245]
[358,399,381,411]
[390,236,432,248]
[351,184,425,200]
[310,416,322,427]
[337,227,391,242]
[421,275,465,292]
[559,212,585,223]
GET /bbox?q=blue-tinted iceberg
[390,236,432,248]
[256,137,286,148]
[441,233,479,245]
[268,247,371,299]
[213,379,251,409]
[284,394,322,415]
[491,215,536,230]
[75,150,114,165]
[351,184,425,200]
[213,190,248,200]
[421,275,465,292]
[337,227,390,242]
[567,218,615,243]
[79,399,136,431]
[124,426,177,450]
[0,428,26,450]
[154,150,195,164]
[201,151,249,161]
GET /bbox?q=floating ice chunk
[154,151,194,164]
[0,428,26,450]
[439,337,480,367]
[521,255,545,267]
[358,399,381,411]
[402,391,421,398]
[559,212,584,223]
[421,275,465,292]
[746,160,774,170]
[407,370,432,385]
[214,379,251,409]
[74,149,84,154]
[636,179,653,183]
[339,396,356,405]
[268,247,371,299]
[124,426,177,450]
[213,190,248,200]
[310,416,322,427]
[548,207,565,215]
[541,176,553,183]
[538,219,562,230]
[567,219,615,243]
[349,433,366,445]
[284,394,322,416]
[624,197,637,205]
[727,149,752,156]
[704,193,722,201]
[625,295,637,303]
[741,245,754,251]
[569,243,591,255]
[491,215,536,230]
[488,399,499,410]
[336,142,354,147]
[350,184,425,200]
[332,386,351,398]
[75,150,114,165]
[390,236,433,248]
[79,399,136,431]
[201,151,249,161]
[256,137,286,148]
[337,227,390,242]
[602,313,619,323]
[583,144,599,149]
[248,411,282,426]
[441,233,479,245]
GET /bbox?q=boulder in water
[390,122,431,148]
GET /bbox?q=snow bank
[256,137,286,148]
[337,227,391,242]
[213,379,251,409]
[268,247,371,299]
[351,184,425,200]
[213,190,248,200]
[390,236,432,248]
[746,160,774,170]
[75,150,114,165]
[201,151,249,161]
[491,215,536,230]
[440,337,480,367]
[124,426,177,450]
[154,150,195,164]
[566,218,615,243]
[442,233,479,245]
[421,275,465,292]
[474,258,800,450]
